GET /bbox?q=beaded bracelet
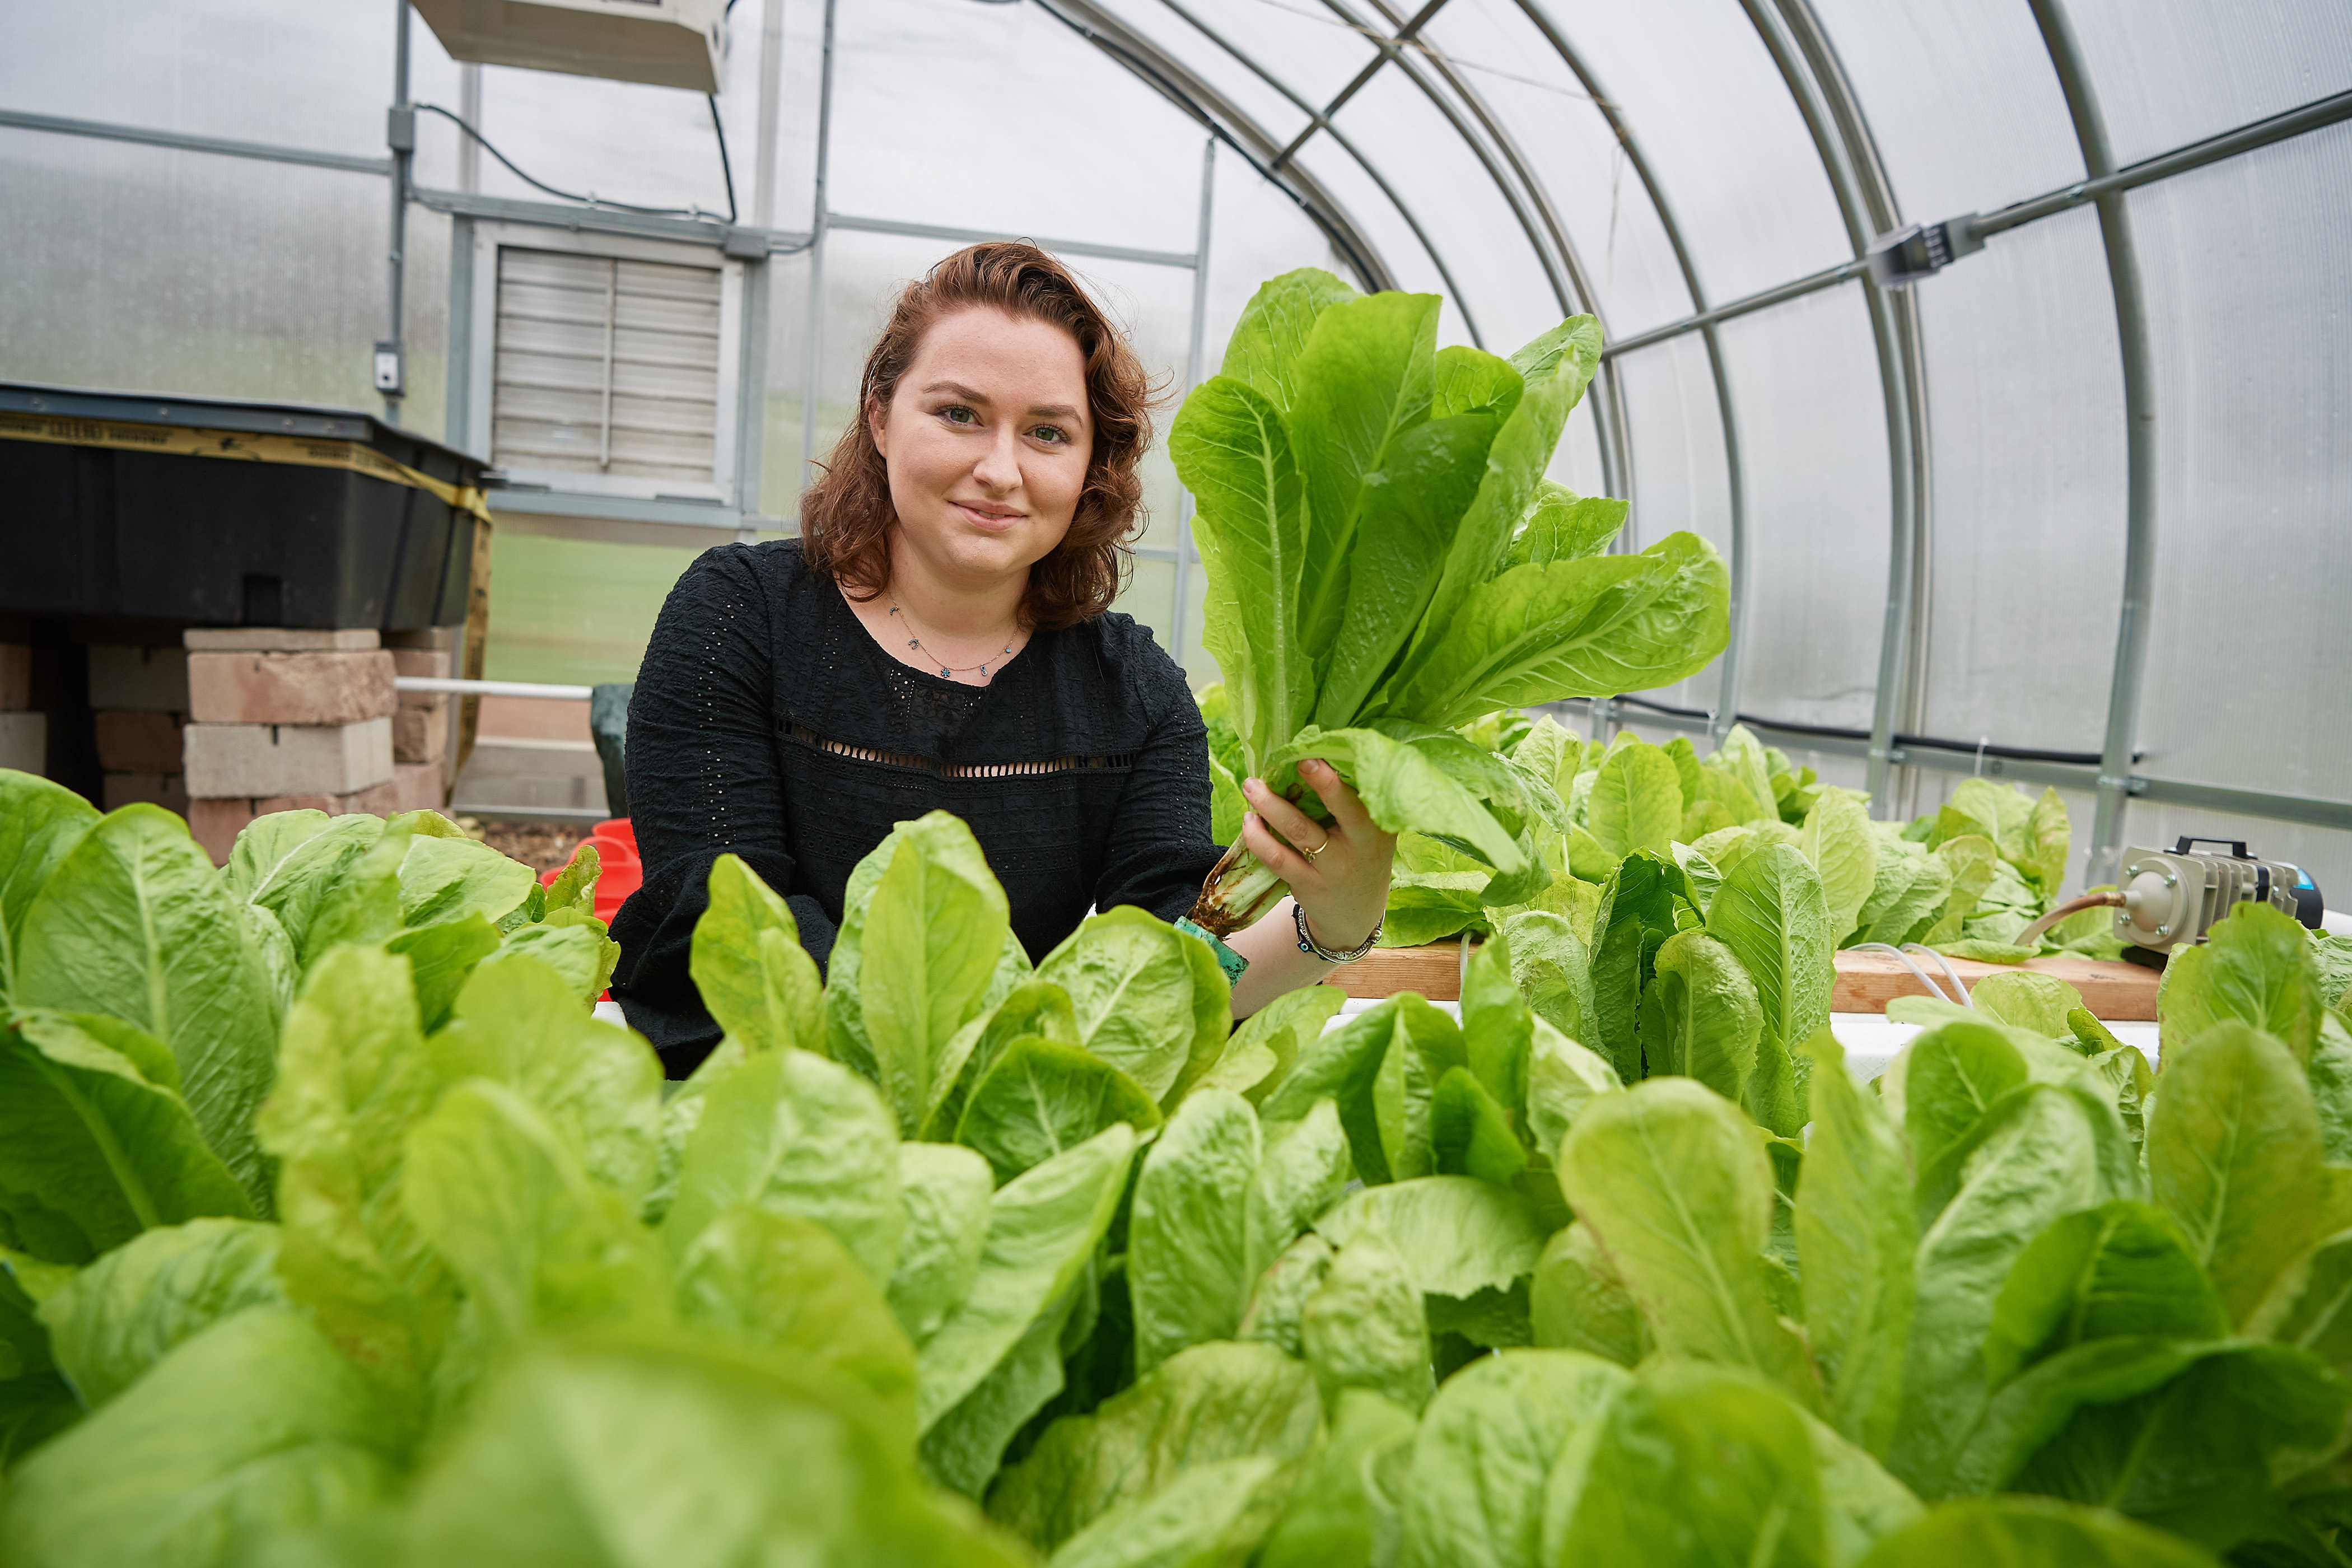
[1293,902,1382,963]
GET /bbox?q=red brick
[188,651,396,726]
[0,644,28,712]
[394,702,448,764]
[392,762,446,814]
[94,710,185,773]
[103,772,190,814]
[390,647,452,703]
[259,777,403,816]
[0,712,43,774]
[188,797,256,865]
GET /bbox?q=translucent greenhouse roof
[1,0,2348,898]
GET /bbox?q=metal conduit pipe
[1777,0,1940,820]
[1734,0,1925,814]
[383,0,412,426]
[796,0,838,496]
[2027,0,2159,885]
[1510,0,1753,741]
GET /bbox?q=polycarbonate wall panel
[2068,0,2352,165]
[1146,0,1382,112]
[1100,0,1317,146]
[1420,0,1696,339]
[1910,204,2124,754]
[1329,68,1566,353]
[1533,0,1850,305]
[1613,334,1731,713]
[1715,283,1889,731]
[0,131,446,431]
[1804,0,2084,219]
[1290,140,1475,343]
[1195,146,1350,369]
[830,0,1206,253]
[0,0,460,160]
[1553,395,1609,498]
[2128,123,2352,801]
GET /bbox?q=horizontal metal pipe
[1603,260,1864,358]
[826,212,1196,269]
[0,106,391,175]
[398,676,593,700]
[2130,777,2352,834]
[1972,85,2352,239]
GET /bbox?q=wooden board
[1828,950,2159,1020]
[1329,941,2162,1020]
[1326,943,1471,1001]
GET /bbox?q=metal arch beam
[1734,0,1928,815]
[2027,0,2158,885]
[1331,0,1636,501]
[1776,0,1939,822]
[1033,0,1397,295]
[1511,0,1751,741]
[1141,0,1488,347]
[1270,0,1452,170]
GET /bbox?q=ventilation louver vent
[489,245,723,489]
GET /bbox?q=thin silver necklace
[887,601,1016,679]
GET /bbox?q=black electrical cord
[708,95,739,225]
[412,101,733,222]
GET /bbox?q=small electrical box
[1865,216,1985,289]
[410,0,726,95]
[2115,838,2324,954]
[372,343,405,396]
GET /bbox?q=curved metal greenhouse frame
[1044,0,2352,878]
[1,0,2346,885]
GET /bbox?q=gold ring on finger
[1300,839,1328,864]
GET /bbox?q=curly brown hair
[799,242,1158,630]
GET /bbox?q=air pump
[2018,837,2326,966]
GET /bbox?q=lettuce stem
[1185,843,1291,937]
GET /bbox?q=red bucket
[539,819,641,925]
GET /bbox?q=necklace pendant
[906,638,919,650]
[940,666,953,677]
[978,664,988,676]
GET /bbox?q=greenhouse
[2,1,2350,1564]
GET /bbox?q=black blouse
[608,539,1225,1073]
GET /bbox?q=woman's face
[871,306,1093,592]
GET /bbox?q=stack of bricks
[0,641,34,773]
[388,628,453,786]
[181,628,444,864]
[88,644,193,811]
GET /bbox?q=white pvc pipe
[395,676,594,700]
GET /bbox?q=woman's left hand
[1240,758,1396,956]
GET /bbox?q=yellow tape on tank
[0,409,497,525]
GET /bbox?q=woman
[610,242,1393,1076]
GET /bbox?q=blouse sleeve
[1091,664,1227,925]
[609,545,837,1070]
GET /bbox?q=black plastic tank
[0,381,492,632]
